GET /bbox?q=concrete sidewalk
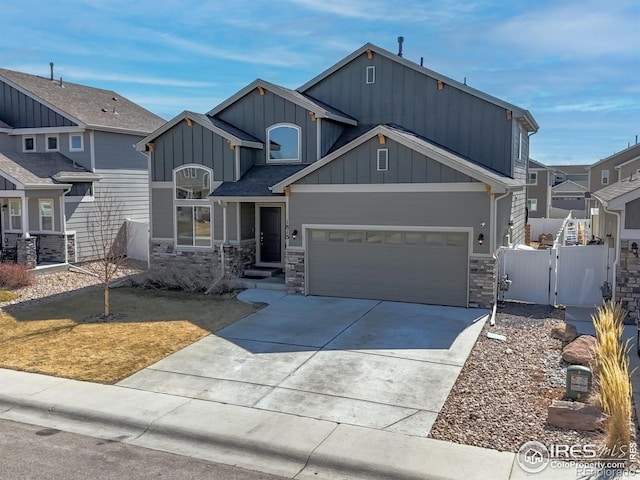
[0,368,540,480]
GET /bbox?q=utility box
[566,365,592,400]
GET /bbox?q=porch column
[21,196,29,236]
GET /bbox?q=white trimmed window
[527,198,538,212]
[174,165,212,247]
[528,171,538,185]
[377,148,388,171]
[46,135,59,152]
[366,66,376,84]
[267,124,301,163]
[602,169,610,185]
[8,199,21,230]
[39,199,54,231]
[69,134,84,151]
[23,136,35,152]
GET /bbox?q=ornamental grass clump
[592,301,632,458]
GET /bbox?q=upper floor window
[527,198,538,212]
[377,148,388,171]
[601,169,610,185]
[366,66,376,84]
[528,171,538,185]
[69,134,84,152]
[174,165,212,248]
[23,136,35,152]
[46,135,59,152]
[267,124,300,163]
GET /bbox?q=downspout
[218,199,227,277]
[62,186,71,264]
[599,200,621,302]
[491,188,513,316]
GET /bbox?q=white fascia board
[24,183,71,190]
[608,189,640,210]
[88,125,151,137]
[614,155,640,170]
[6,126,85,135]
[209,195,285,203]
[289,183,486,193]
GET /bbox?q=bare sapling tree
[82,189,132,317]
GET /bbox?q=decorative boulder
[562,335,597,366]
[547,400,605,431]
[551,323,578,343]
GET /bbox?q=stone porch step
[243,267,282,279]
[237,277,286,291]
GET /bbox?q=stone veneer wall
[150,240,220,287]
[38,234,67,263]
[222,241,256,276]
[285,249,305,294]
[617,240,640,321]
[468,257,496,309]
[16,237,37,268]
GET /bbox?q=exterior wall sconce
[477,233,484,245]
[292,230,298,240]
[631,242,638,257]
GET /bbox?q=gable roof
[528,159,547,169]
[587,143,640,170]
[0,68,165,135]
[135,110,263,151]
[0,151,98,188]
[593,175,640,208]
[551,180,589,193]
[298,43,538,132]
[271,124,522,194]
[207,79,357,126]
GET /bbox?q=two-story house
[137,42,538,308]
[0,67,164,265]
[527,161,590,219]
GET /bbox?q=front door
[259,206,281,263]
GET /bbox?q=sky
[0,0,638,166]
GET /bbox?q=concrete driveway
[119,290,487,437]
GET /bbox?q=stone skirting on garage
[285,249,305,294]
[469,256,496,309]
[616,240,640,321]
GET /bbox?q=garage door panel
[308,230,468,306]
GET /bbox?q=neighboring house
[527,159,550,218]
[0,67,164,265]
[592,175,640,319]
[588,143,640,193]
[137,42,538,308]
[526,161,589,219]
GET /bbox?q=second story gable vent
[366,66,376,85]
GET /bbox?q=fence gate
[498,244,609,307]
[126,219,149,262]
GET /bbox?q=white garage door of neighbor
[307,229,469,306]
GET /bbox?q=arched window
[174,165,212,247]
[267,124,301,163]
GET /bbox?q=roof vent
[112,97,118,101]
[59,77,64,88]
[397,36,404,57]
[50,62,54,81]
[101,108,108,112]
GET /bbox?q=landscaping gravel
[0,261,145,310]
[429,302,602,452]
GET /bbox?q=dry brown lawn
[0,287,257,384]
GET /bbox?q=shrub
[0,263,34,289]
[592,301,632,458]
[0,290,19,302]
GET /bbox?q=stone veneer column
[222,241,256,277]
[285,249,305,294]
[17,237,37,268]
[617,240,640,321]
[468,256,496,309]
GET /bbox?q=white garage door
[307,229,469,306]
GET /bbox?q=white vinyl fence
[126,219,149,262]
[498,244,611,307]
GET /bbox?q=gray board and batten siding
[288,190,491,255]
[216,89,318,164]
[93,131,147,170]
[0,80,75,128]
[151,121,236,182]
[295,136,477,185]
[306,228,469,306]
[302,51,514,177]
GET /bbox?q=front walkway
[118,290,488,436]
